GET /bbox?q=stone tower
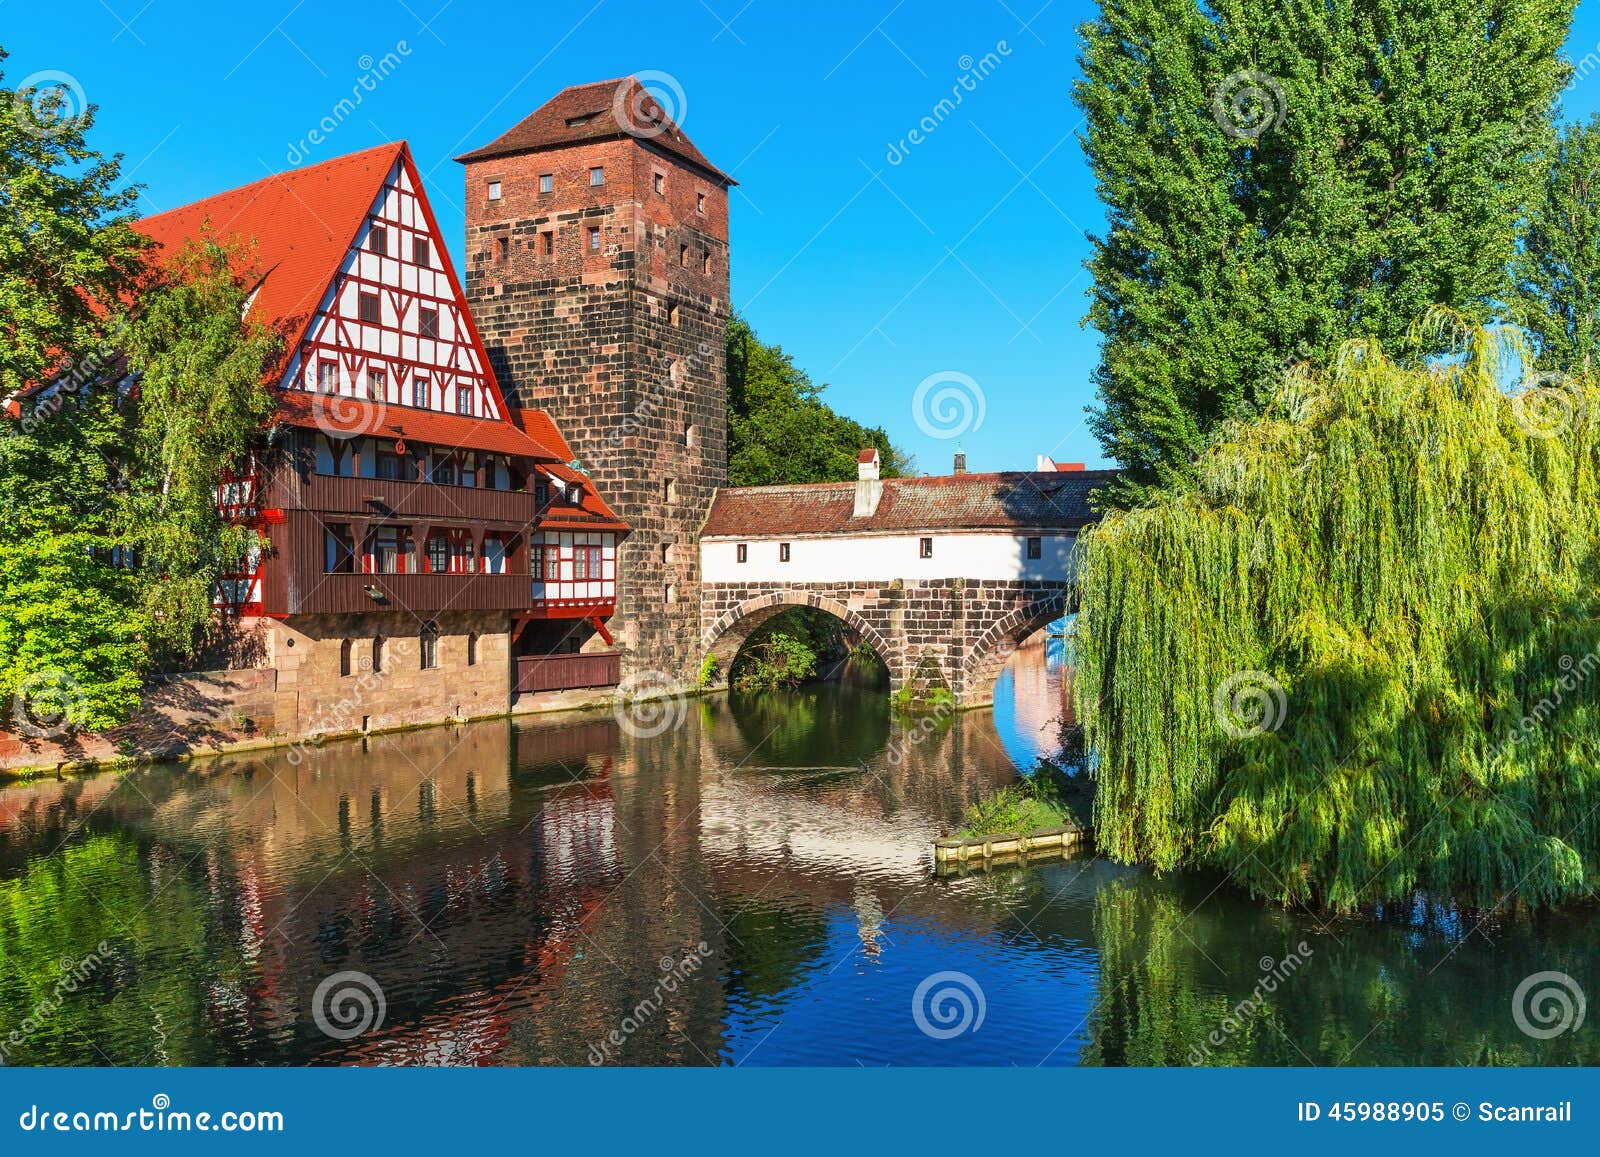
[457,78,733,682]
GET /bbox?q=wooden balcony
[515,651,622,694]
[282,471,544,527]
[287,571,538,615]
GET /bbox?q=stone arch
[959,591,1070,706]
[702,591,899,690]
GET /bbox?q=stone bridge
[695,457,1111,706]
[700,579,1071,705]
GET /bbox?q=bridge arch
[702,591,900,691]
[958,591,1070,706]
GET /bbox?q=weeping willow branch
[1076,310,1600,911]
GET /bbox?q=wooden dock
[932,824,1090,876]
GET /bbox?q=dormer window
[590,166,605,186]
[567,112,600,127]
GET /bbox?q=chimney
[854,448,883,517]
[1036,453,1055,472]
[953,451,967,475]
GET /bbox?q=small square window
[1026,536,1042,560]
[919,537,933,559]
[736,543,748,564]
[653,171,665,195]
[588,227,601,252]
[412,377,429,408]
[487,180,502,201]
[369,226,387,255]
[419,307,439,338]
[358,292,380,324]
[696,192,706,214]
[590,167,605,186]
[413,238,430,267]
[539,173,553,193]
[779,542,791,562]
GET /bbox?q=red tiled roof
[858,448,879,464]
[136,142,406,363]
[701,471,1118,538]
[512,408,574,460]
[454,77,734,184]
[541,462,627,532]
[274,391,564,459]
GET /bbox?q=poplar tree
[1516,116,1600,373]
[1076,0,1575,505]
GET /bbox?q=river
[0,640,1594,1066]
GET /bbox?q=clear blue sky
[9,1,1600,472]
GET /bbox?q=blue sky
[9,1,1600,472]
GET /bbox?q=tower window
[779,542,791,562]
[1026,536,1042,560]
[590,167,605,186]
[668,302,680,326]
[653,171,665,195]
[696,192,706,214]
[664,478,676,503]
[685,424,699,449]
[369,226,387,255]
[664,583,676,604]
[679,244,689,267]
[702,251,712,274]
[588,227,601,252]
[539,173,553,193]
[413,238,430,267]
[358,292,380,323]
[541,231,554,255]
[920,537,934,559]
[736,543,748,564]
[419,307,439,338]
[496,236,509,261]
[487,180,502,201]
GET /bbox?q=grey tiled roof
[701,470,1116,537]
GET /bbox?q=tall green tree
[0,49,146,401]
[726,315,910,486]
[1076,313,1600,911]
[1077,0,1574,505]
[1515,115,1600,373]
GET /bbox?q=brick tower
[457,78,733,682]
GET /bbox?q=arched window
[467,633,479,667]
[420,621,439,670]
[339,639,353,677]
[371,636,384,674]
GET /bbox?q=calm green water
[0,644,1595,1066]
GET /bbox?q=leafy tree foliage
[1076,0,1574,504]
[726,315,909,486]
[1076,313,1600,911]
[1515,115,1600,373]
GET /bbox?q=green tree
[1515,115,1600,373]
[115,236,279,659]
[0,49,147,402]
[1076,313,1600,911]
[1077,0,1574,505]
[726,315,910,485]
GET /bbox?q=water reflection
[0,649,1593,1067]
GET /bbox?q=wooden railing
[515,652,622,694]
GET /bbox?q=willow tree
[1076,312,1600,911]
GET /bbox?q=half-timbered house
[136,142,628,731]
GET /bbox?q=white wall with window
[531,530,617,609]
[701,531,1079,584]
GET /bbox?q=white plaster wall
[700,531,1078,584]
